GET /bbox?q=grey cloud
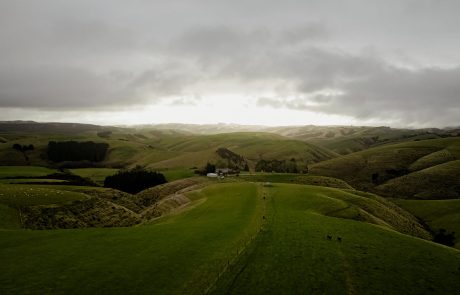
[280,23,330,45]
[256,53,460,126]
[169,23,329,70]
[1,0,460,126]
[0,62,202,109]
[0,65,130,109]
[129,66,199,99]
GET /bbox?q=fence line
[201,185,270,295]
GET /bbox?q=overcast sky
[1,0,460,127]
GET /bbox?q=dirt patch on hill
[21,198,140,229]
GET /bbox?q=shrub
[97,130,112,138]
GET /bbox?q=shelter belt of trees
[47,141,109,162]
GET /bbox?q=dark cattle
[327,235,332,240]
[337,237,342,242]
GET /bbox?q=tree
[12,143,35,164]
[104,166,167,194]
[433,229,456,247]
[205,162,216,174]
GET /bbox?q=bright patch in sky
[2,96,355,126]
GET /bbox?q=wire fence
[197,185,270,295]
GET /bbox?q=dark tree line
[47,141,109,162]
[104,166,166,194]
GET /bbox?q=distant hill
[142,123,460,155]
[310,137,460,199]
[0,121,113,134]
[0,122,337,170]
[2,121,459,154]
[266,125,460,154]
[137,123,268,134]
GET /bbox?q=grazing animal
[337,237,342,242]
[327,235,332,240]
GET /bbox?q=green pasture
[0,184,88,207]
[0,166,56,178]
[160,168,195,182]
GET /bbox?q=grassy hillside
[310,137,460,196]
[212,184,460,294]
[395,199,460,248]
[376,160,460,199]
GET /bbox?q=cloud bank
[0,0,459,126]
